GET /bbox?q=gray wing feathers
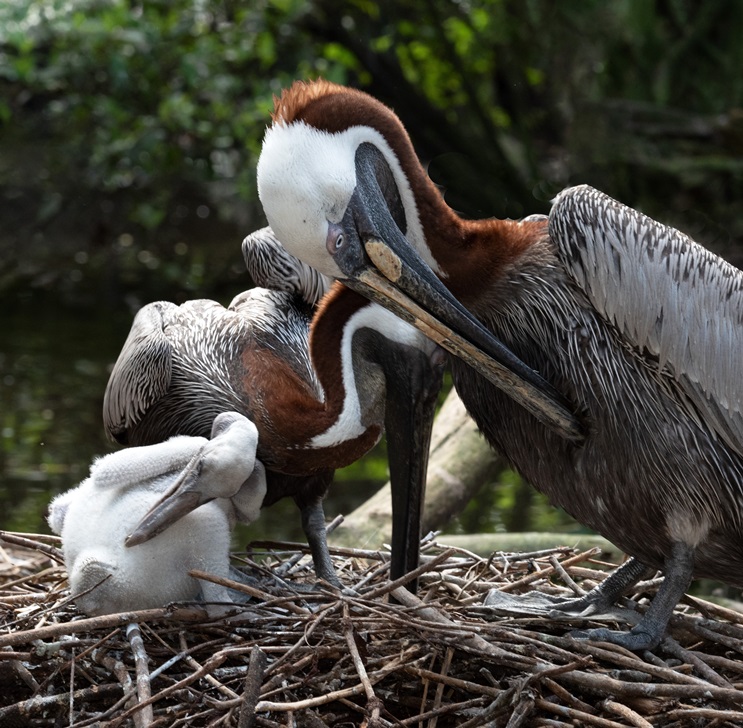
[102,302,175,438]
[550,185,743,454]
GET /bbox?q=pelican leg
[383,346,446,592]
[548,556,653,617]
[571,542,694,651]
[294,483,341,587]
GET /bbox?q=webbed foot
[569,625,662,651]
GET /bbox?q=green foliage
[2,2,288,215]
[2,0,742,288]
[1,0,742,535]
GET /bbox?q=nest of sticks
[2,530,743,727]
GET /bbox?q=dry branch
[2,530,743,726]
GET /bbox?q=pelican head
[257,80,581,440]
[125,411,262,546]
[257,84,434,281]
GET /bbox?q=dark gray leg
[550,556,653,617]
[571,542,694,650]
[297,494,341,587]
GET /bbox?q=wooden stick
[238,646,268,728]
[0,606,203,648]
[362,549,456,600]
[254,650,416,713]
[497,548,601,593]
[126,622,154,728]
[0,531,64,562]
[535,699,637,728]
[601,699,653,728]
[390,587,535,671]
[343,603,382,725]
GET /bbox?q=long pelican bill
[347,257,582,441]
[334,152,584,442]
[125,455,209,547]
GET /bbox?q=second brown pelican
[104,228,443,588]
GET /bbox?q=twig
[0,606,204,648]
[534,699,635,727]
[0,565,66,591]
[507,691,536,728]
[601,699,653,728]
[238,646,268,728]
[254,648,417,713]
[429,646,454,728]
[187,569,312,616]
[0,530,65,562]
[661,635,732,688]
[497,548,601,593]
[0,684,124,724]
[403,665,501,698]
[178,632,239,700]
[263,602,341,678]
[557,668,743,706]
[549,554,585,596]
[508,627,711,686]
[391,587,535,670]
[4,654,39,690]
[68,646,76,725]
[343,602,382,726]
[662,707,743,721]
[106,650,230,727]
[398,697,487,726]
[541,677,596,715]
[362,549,456,600]
[684,594,743,626]
[127,622,154,727]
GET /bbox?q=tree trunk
[438,532,620,560]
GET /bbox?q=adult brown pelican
[48,412,265,616]
[104,228,443,588]
[255,79,743,649]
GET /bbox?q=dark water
[0,294,384,543]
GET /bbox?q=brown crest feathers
[271,79,413,146]
[272,79,346,125]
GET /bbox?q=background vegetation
[1,0,742,536]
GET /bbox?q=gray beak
[331,144,583,442]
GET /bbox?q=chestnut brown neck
[275,80,542,304]
[243,284,382,474]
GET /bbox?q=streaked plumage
[243,225,332,305]
[256,79,743,649]
[552,187,743,456]
[104,227,441,586]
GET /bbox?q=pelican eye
[326,223,345,255]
